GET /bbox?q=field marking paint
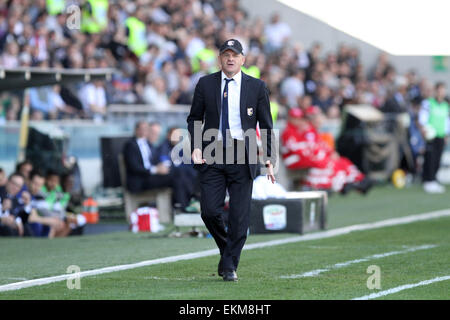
[280,244,438,279]
[0,209,449,293]
[352,275,450,300]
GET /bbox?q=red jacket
[281,122,332,169]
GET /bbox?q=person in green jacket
[419,82,450,193]
[46,0,65,15]
[81,0,108,34]
[125,9,147,57]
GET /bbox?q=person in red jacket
[281,107,372,194]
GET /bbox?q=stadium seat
[117,154,173,223]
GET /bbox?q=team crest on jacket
[247,107,253,116]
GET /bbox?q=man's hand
[0,215,16,228]
[192,148,206,164]
[16,220,24,237]
[156,163,170,175]
[266,161,276,184]
[2,198,12,211]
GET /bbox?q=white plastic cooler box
[249,191,327,234]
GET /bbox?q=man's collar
[221,70,242,86]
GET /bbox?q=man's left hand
[266,162,276,184]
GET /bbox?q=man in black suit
[187,39,276,282]
[123,121,190,209]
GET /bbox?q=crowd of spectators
[122,120,199,212]
[0,0,443,125]
[0,160,87,237]
[0,0,448,197]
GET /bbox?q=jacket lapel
[240,72,249,130]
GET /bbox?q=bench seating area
[118,154,173,223]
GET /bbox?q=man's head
[61,173,74,193]
[167,127,181,147]
[7,172,24,196]
[288,108,309,131]
[148,121,162,145]
[218,39,245,77]
[435,82,447,101]
[305,106,325,129]
[29,170,45,195]
[16,160,33,180]
[45,170,60,192]
[0,168,6,187]
[134,121,150,139]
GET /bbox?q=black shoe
[218,257,224,277]
[223,270,238,282]
[356,178,374,195]
[340,183,356,195]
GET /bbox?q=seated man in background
[15,160,33,198]
[123,121,191,210]
[22,170,66,238]
[38,170,86,237]
[147,121,162,149]
[16,160,33,186]
[0,173,26,236]
[0,168,6,188]
[157,127,200,211]
[305,106,335,150]
[281,107,372,194]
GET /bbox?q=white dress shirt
[136,138,156,173]
[219,70,244,141]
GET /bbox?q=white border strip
[352,275,450,300]
[280,244,438,279]
[0,209,449,293]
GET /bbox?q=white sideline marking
[280,244,438,279]
[352,275,450,300]
[0,209,449,293]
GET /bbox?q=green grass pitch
[0,184,449,300]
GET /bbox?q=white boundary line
[0,209,449,293]
[280,244,438,279]
[352,275,450,300]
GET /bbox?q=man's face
[0,171,6,185]
[20,163,33,178]
[148,124,161,144]
[219,50,245,76]
[290,117,308,131]
[7,175,24,196]
[136,122,149,139]
[30,175,45,195]
[436,85,447,100]
[46,175,60,191]
[309,113,325,129]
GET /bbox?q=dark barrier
[100,136,130,188]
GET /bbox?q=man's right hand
[1,215,16,228]
[192,148,206,164]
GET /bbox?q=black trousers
[199,139,253,272]
[142,166,192,208]
[422,137,445,182]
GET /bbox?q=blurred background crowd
[0,0,449,238]
[0,0,442,123]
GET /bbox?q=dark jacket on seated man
[122,121,191,208]
[123,137,161,193]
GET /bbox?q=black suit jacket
[187,71,275,179]
[122,138,160,192]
